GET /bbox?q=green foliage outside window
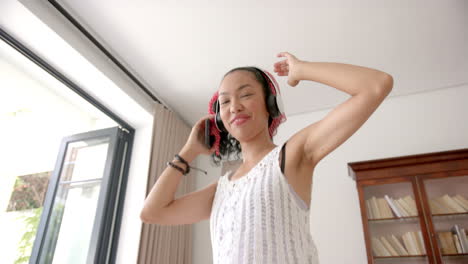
[14,207,43,264]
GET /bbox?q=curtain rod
[48,0,168,110]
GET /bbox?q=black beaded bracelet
[173,154,208,175]
[174,154,189,172]
[166,161,187,176]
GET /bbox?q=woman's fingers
[273,62,281,71]
[277,51,291,58]
[277,51,298,63]
[202,114,214,122]
[274,59,288,67]
[274,63,289,71]
[275,51,301,86]
[194,114,213,131]
[275,51,302,84]
[274,60,289,74]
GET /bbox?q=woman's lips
[231,117,250,126]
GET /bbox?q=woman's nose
[230,99,243,113]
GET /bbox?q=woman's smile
[231,116,251,126]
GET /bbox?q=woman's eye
[220,94,251,105]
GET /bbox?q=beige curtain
[138,103,195,264]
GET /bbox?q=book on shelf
[417,230,427,254]
[460,229,467,252]
[438,231,458,254]
[380,236,399,256]
[451,225,468,253]
[369,196,381,219]
[372,237,391,257]
[398,197,417,216]
[371,232,425,257]
[389,234,409,255]
[378,198,393,218]
[402,232,420,255]
[430,194,468,214]
[410,231,423,255]
[453,234,462,254]
[366,195,417,219]
[373,197,381,218]
[366,199,374,219]
[396,199,411,217]
[403,196,418,215]
[393,199,408,217]
[442,194,466,213]
[429,198,451,214]
[384,195,402,218]
[367,197,375,218]
[453,195,468,210]
[438,225,468,254]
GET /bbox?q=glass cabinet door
[361,178,430,264]
[419,174,468,264]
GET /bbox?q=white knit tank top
[210,145,319,264]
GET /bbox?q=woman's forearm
[295,61,393,96]
[140,145,198,223]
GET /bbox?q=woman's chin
[228,131,247,141]
[229,130,259,143]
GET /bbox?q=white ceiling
[60,0,468,126]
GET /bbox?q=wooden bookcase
[348,148,468,264]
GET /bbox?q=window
[0,27,133,263]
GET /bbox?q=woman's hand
[273,52,302,87]
[184,114,216,156]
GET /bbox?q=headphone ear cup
[257,67,282,119]
[267,93,280,118]
[214,101,226,132]
[215,112,226,132]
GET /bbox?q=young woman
[140,52,393,263]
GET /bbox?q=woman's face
[218,70,270,141]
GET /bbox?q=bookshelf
[348,148,468,264]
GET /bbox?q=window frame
[0,26,134,264]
